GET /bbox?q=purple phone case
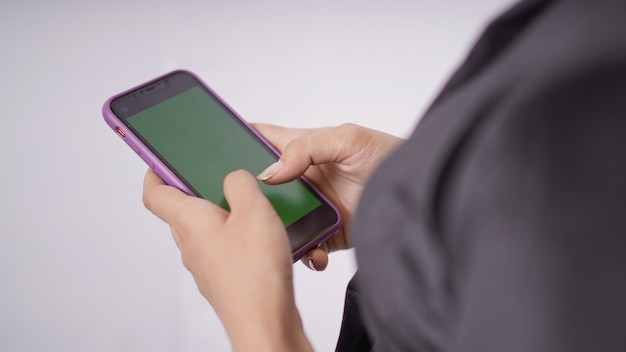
[102,69,341,261]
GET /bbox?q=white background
[0,0,513,350]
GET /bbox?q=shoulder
[462,0,626,185]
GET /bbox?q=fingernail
[256,160,283,181]
[307,258,318,272]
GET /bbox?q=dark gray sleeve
[441,60,626,351]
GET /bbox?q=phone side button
[137,151,155,169]
[126,142,139,154]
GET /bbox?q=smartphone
[102,70,341,260]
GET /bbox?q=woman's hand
[253,123,403,271]
[143,169,312,352]
[141,123,401,349]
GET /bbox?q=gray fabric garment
[352,0,626,350]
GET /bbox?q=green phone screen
[125,86,321,227]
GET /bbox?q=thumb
[222,170,290,257]
[256,124,363,184]
[223,170,278,221]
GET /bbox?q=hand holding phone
[143,166,314,352]
[250,123,404,269]
[103,70,341,260]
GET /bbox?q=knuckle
[338,123,362,136]
[338,123,371,152]
[180,253,195,273]
[338,123,367,143]
[142,191,154,211]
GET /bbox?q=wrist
[225,308,313,352]
[224,302,312,352]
